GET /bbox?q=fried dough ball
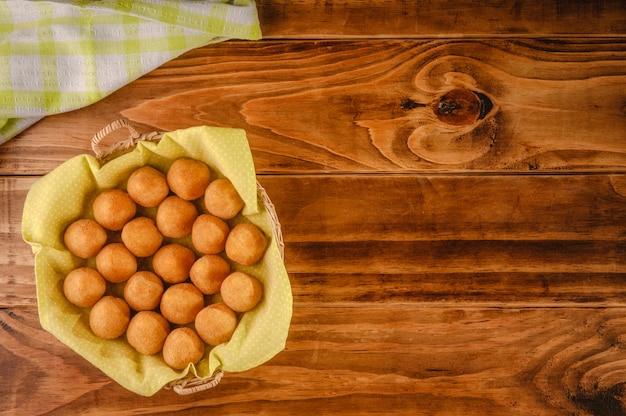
[195,303,238,346]
[126,311,170,355]
[162,327,205,370]
[121,217,163,257]
[63,218,107,259]
[220,271,263,312]
[167,158,211,201]
[189,254,231,295]
[95,243,137,283]
[204,178,244,220]
[156,195,198,238]
[225,223,267,266]
[89,296,130,339]
[160,283,204,325]
[152,244,196,284]
[126,166,169,208]
[191,214,230,255]
[92,189,137,231]
[124,271,164,311]
[63,267,107,308]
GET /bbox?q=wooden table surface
[2,1,626,415]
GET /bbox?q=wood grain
[3,39,626,175]
[256,0,626,38]
[3,306,626,416]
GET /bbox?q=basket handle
[166,370,224,395]
[91,119,162,161]
[257,180,285,260]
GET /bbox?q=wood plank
[264,174,626,306]
[5,174,626,308]
[256,0,626,39]
[0,177,37,308]
[265,174,626,243]
[3,306,626,416]
[3,38,626,175]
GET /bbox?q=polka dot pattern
[22,126,293,397]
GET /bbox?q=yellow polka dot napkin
[22,125,292,397]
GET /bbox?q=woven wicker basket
[91,119,285,394]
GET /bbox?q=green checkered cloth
[0,0,261,144]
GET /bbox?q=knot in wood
[433,88,482,126]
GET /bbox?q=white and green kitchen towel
[0,0,261,145]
